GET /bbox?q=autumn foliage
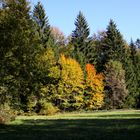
[57,54,84,110]
[85,64,104,110]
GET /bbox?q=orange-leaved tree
[85,63,104,110]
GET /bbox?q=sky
[30,0,140,42]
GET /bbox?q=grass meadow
[0,110,140,140]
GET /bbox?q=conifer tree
[71,11,90,71]
[33,1,51,46]
[124,57,137,107]
[130,39,137,63]
[125,41,140,107]
[99,20,126,68]
[71,11,90,53]
[135,51,140,107]
[0,0,39,110]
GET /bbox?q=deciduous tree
[57,54,84,110]
[85,64,104,110]
[105,60,128,109]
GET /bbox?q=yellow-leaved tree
[58,54,84,111]
[85,63,104,110]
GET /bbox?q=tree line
[0,0,140,115]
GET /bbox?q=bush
[39,102,59,115]
[0,105,15,124]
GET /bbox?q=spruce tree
[85,31,107,71]
[135,51,140,107]
[0,0,39,110]
[100,20,126,67]
[33,2,51,47]
[71,11,90,71]
[71,11,90,53]
[124,42,139,108]
[130,39,137,63]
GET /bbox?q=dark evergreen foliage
[0,0,40,111]
[71,11,90,71]
[101,20,126,64]
[33,2,51,47]
[71,11,90,52]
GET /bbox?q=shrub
[39,102,59,115]
[0,105,15,124]
[27,94,38,113]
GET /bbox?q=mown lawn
[0,110,140,140]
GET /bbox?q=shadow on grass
[96,113,140,118]
[0,118,140,140]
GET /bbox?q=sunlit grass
[1,110,140,140]
[14,109,140,121]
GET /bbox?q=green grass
[0,110,140,140]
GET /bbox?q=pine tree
[33,1,51,47]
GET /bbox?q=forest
[0,0,140,123]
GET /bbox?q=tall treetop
[33,1,51,46]
[33,1,49,29]
[72,11,90,40]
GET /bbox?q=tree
[99,20,126,70]
[33,1,51,47]
[57,54,84,111]
[71,11,90,70]
[32,47,60,113]
[71,11,90,53]
[105,60,128,109]
[36,47,60,85]
[51,26,65,46]
[91,31,107,72]
[85,64,104,110]
[135,51,140,107]
[125,40,140,108]
[0,0,39,110]
[50,26,66,61]
[124,56,138,108]
[130,39,137,63]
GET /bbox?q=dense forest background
[0,0,140,116]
